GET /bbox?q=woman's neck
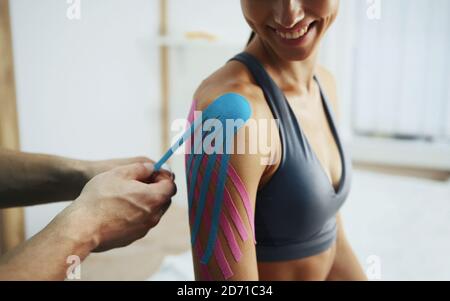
[245,36,318,94]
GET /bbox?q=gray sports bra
[230,52,352,262]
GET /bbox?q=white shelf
[350,135,450,171]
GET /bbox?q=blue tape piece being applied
[155,113,204,171]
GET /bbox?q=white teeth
[276,25,309,40]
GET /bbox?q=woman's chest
[275,90,343,191]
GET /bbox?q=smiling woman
[185,0,366,281]
[241,0,339,60]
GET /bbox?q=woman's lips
[271,21,317,46]
[276,25,309,39]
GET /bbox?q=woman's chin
[274,47,315,62]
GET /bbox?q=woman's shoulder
[193,61,268,117]
[191,60,271,187]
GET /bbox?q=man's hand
[0,149,164,208]
[0,162,177,280]
[60,162,176,252]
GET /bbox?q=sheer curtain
[322,0,450,142]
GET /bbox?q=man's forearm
[0,205,95,280]
[0,149,90,208]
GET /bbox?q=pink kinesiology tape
[191,163,242,279]
[185,98,255,280]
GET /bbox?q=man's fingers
[149,179,177,198]
[136,179,177,207]
[151,170,174,182]
[114,162,154,181]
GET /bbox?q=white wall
[10,0,161,238]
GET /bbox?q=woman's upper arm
[185,84,267,280]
